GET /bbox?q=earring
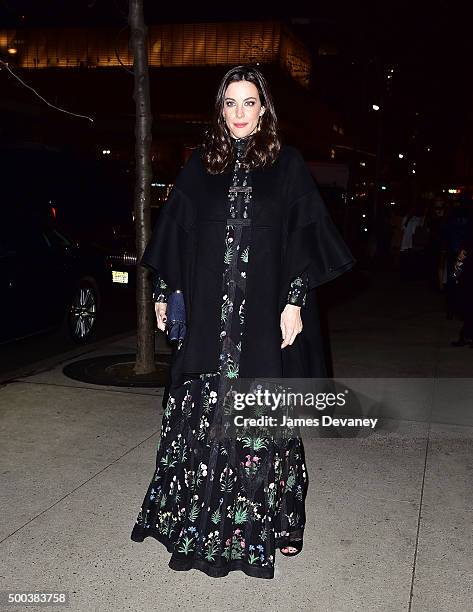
[257,115,262,132]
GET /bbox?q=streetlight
[372,104,380,111]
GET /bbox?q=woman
[130,65,355,579]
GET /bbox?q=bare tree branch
[0,60,94,122]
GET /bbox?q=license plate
[112,270,129,284]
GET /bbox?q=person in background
[442,198,471,319]
[425,195,447,291]
[450,208,473,346]
[399,205,425,283]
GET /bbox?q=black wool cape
[141,144,356,386]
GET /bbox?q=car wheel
[68,280,99,343]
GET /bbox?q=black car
[0,212,107,344]
[0,142,172,342]
[101,206,168,294]
[0,142,142,344]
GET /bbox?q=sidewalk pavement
[0,275,472,612]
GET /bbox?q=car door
[2,221,72,339]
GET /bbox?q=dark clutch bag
[165,290,187,343]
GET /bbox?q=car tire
[67,279,100,343]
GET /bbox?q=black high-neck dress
[130,135,310,579]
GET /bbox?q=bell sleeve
[286,272,309,308]
[281,148,356,297]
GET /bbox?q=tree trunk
[128,0,156,375]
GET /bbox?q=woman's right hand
[155,302,167,331]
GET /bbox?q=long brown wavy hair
[201,64,281,174]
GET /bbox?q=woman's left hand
[280,304,303,348]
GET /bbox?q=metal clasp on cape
[228,186,253,194]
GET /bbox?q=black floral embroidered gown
[131,135,310,579]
